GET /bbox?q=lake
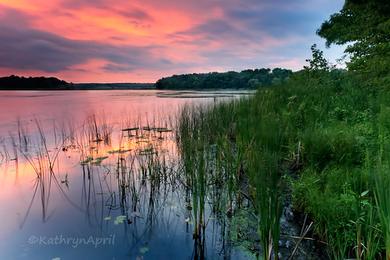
[0,90,253,260]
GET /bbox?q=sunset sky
[0,0,344,83]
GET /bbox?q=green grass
[373,104,390,259]
[176,69,390,259]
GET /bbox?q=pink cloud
[0,0,344,82]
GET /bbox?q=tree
[304,44,331,72]
[317,0,390,75]
[248,78,260,88]
[155,69,293,90]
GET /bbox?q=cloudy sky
[0,0,344,82]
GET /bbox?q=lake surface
[0,90,253,260]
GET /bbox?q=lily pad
[114,215,127,225]
[139,247,149,254]
[122,127,139,131]
[108,149,131,154]
[80,156,93,165]
[155,127,172,133]
[91,156,109,165]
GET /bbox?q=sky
[0,0,345,83]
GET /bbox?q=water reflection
[0,90,252,260]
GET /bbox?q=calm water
[0,90,253,260]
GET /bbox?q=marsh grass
[0,137,10,163]
[372,104,390,259]
[2,107,236,258]
[7,118,86,226]
[176,70,390,258]
[85,113,113,144]
[177,99,285,259]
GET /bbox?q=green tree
[304,44,330,72]
[317,0,390,76]
[248,78,260,88]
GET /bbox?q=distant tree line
[1,68,294,90]
[155,68,293,90]
[0,75,69,90]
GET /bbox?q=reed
[176,99,285,259]
[373,104,390,259]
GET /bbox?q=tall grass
[373,104,390,259]
[176,69,390,258]
[177,98,286,258]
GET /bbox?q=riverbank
[177,69,390,258]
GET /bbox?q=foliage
[156,68,293,90]
[304,44,333,72]
[318,0,390,75]
[0,75,69,90]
